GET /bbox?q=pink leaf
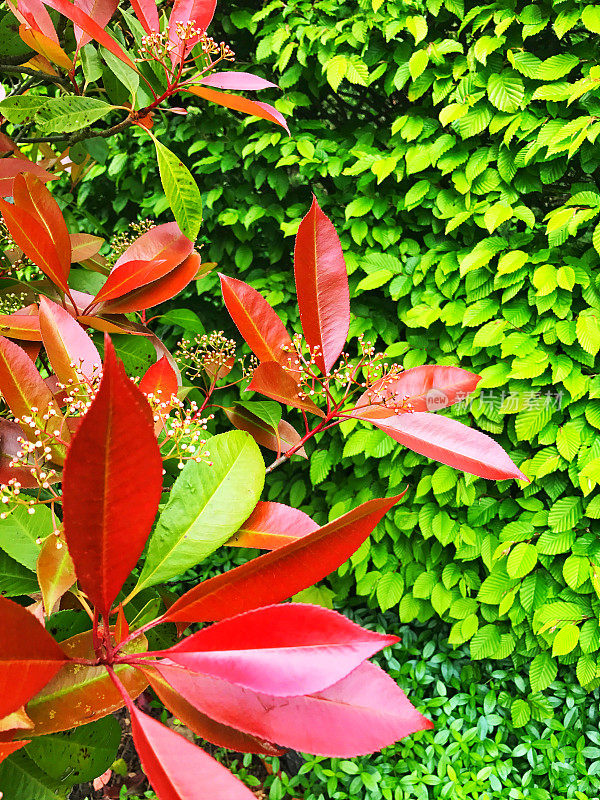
[354,365,482,415]
[168,0,216,64]
[200,72,278,91]
[39,297,102,384]
[16,0,58,42]
[114,222,193,269]
[129,0,159,33]
[225,501,318,549]
[294,196,350,374]
[351,408,528,481]
[73,0,118,48]
[154,660,433,757]
[158,604,396,696]
[0,158,54,198]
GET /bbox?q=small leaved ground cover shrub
[76,0,600,692]
[118,610,600,800]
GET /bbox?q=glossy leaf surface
[39,297,101,384]
[0,311,41,341]
[91,258,173,305]
[0,157,54,197]
[135,431,264,592]
[114,223,192,269]
[36,530,76,615]
[168,0,216,64]
[186,86,289,133]
[220,274,293,365]
[352,408,527,481]
[160,603,396,696]
[163,495,400,623]
[248,361,324,417]
[225,501,317,549]
[294,196,350,374]
[200,73,278,90]
[129,0,159,32]
[139,356,178,401]
[0,596,67,718]
[156,660,432,757]
[224,406,305,457]
[62,338,163,615]
[74,0,118,48]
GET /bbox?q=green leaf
[409,49,429,80]
[36,97,115,133]
[577,653,597,686]
[529,652,557,692]
[100,46,139,96]
[0,96,48,125]
[471,624,501,659]
[0,549,38,596]
[582,5,600,34]
[506,542,537,579]
[548,497,582,532]
[487,72,524,113]
[511,698,531,728]
[326,55,346,91]
[236,401,282,431]
[158,308,205,334]
[376,572,404,612]
[0,751,68,800]
[135,432,264,592]
[151,137,202,240]
[563,555,589,590]
[576,310,600,356]
[552,623,580,656]
[25,717,121,786]
[0,504,52,570]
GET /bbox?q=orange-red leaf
[185,86,289,133]
[247,361,324,417]
[0,310,41,341]
[19,24,72,69]
[36,530,76,615]
[163,495,401,624]
[0,740,29,764]
[73,0,118,48]
[224,405,305,457]
[91,258,172,305]
[114,222,193,269]
[39,297,102,385]
[0,157,54,198]
[225,501,317,549]
[70,233,103,263]
[62,337,163,616]
[139,355,178,403]
[0,595,68,718]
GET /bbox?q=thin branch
[0,63,70,87]
[15,114,135,144]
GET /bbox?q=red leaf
[39,297,102,385]
[219,274,293,365]
[224,407,306,458]
[114,222,193,270]
[0,740,29,764]
[41,0,138,69]
[294,196,350,374]
[185,86,289,133]
[0,199,69,292]
[155,660,432,757]
[70,233,104,263]
[36,529,76,614]
[0,310,41,341]
[73,0,118,48]
[91,258,172,305]
[14,0,58,41]
[99,253,200,313]
[62,336,163,616]
[128,703,256,799]
[158,603,397,696]
[0,418,43,488]
[168,0,216,63]
[225,500,317,549]
[129,0,159,33]
[145,667,284,756]
[139,355,178,401]
[115,603,129,644]
[352,408,528,481]
[0,595,68,718]
[200,73,278,90]
[354,365,482,415]
[163,495,401,623]
[0,335,69,463]
[0,157,54,198]
[247,361,325,417]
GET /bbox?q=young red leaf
[0,740,29,765]
[115,222,193,269]
[115,603,129,644]
[0,419,43,488]
[0,199,69,292]
[294,196,350,374]
[139,356,179,401]
[39,297,102,385]
[352,408,528,481]
[185,86,289,133]
[354,365,482,415]
[73,0,118,48]
[128,703,256,800]
[91,258,172,305]
[62,337,163,616]
[129,0,159,33]
[0,707,34,738]
[168,0,216,63]
[0,157,54,198]
[98,253,201,313]
[0,310,41,340]
[18,24,73,69]
[200,73,278,90]
[248,361,325,417]
[219,274,293,365]
[145,667,283,755]
[36,530,76,615]
[0,595,68,718]
[155,660,432,757]
[14,0,59,41]
[70,233,104,263]
[225,501,317,549]
[156,603,397,696]
[224,406,306,457]
[41,0,138,69]
[0,335,69,463]
[162,495,401,623]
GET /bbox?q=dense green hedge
[69,0,600,695]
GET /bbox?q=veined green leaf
[151,137,202,241]
[36,97,115,133]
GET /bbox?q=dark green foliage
[69,0,600,690]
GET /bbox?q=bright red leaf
[294,196,350,374]
[352,407,528,481]
[73,0,118,48]
[39,297,102,385]
[139,356,179,401]
[128,702,256,800]
[168,0,216,63]
[185,86,289,133]
[157,603,397,696]
[225,501,317,549]
[0,740,29,765]
[220,274,293,365]
[163,495,401,623]
[114,222,193,270]
[354,365,482,415]
[0,595,68,718]
[62,337,163,616]
[90,258,172,306]
[155,660,432,757]
[248,361,324,417]
[129,0,159,33]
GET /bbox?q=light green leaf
[152,137,202,240]
[0,504,52,570]
[529,652,557,692]
[576,310,600,356]
[100,46,139,96]
[409,49,429,80]
[511,698,531,727]
[376,572,404,612]
[471,624,501,659]
[236,401,282,431]
[135,432,264,592]
[0,549,38,597]
[577,653,597,685]
[548,497,582,532]
[0,96,49,125]
[506,542,538,579]
[326,55,346,91]
[552,623,579,656]
[582,5,600,34]
[36,97,115,133]
[487,72,524,113]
